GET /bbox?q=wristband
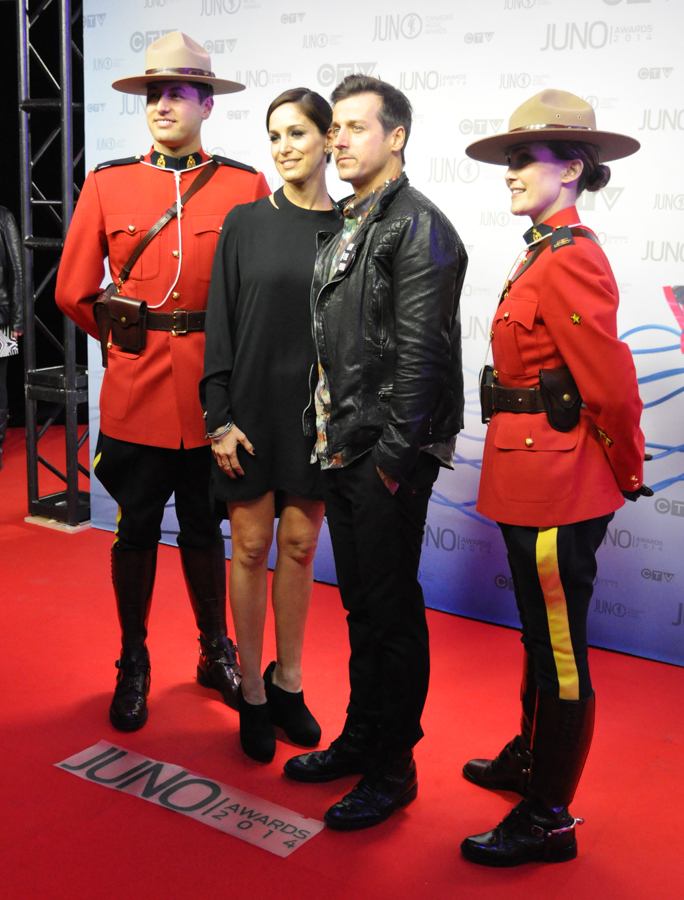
[205,421,234,441]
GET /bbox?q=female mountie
[460,90,650,866]
[201,89,342,762]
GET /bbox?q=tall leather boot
[0,409,8,472]
[461,689,595,867]
[109,544,156,732]
[180,542,241,711]
[463,649,536,793]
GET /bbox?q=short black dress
[202,187,342,509]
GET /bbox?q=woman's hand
[211,425,255,478]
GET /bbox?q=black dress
[201,187,342,508]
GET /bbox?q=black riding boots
[109,545,156,731]
[180,542,241,710]
[462,650,536,795]
[461,689,596,867]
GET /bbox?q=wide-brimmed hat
[466,89,639,164]
[111,31,244,95]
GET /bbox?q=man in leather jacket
[284,75,467,830]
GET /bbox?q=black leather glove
[622,484,654,502]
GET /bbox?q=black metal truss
[17,0,89,526]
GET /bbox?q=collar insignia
[523,222,553,246]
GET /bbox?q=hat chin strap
[145,66,216,78]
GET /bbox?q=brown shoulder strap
[117,161,219,288]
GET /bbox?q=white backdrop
[83,0,684,665]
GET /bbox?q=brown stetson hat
[111,31,245,95]
[466,89,639,164]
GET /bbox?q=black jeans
[322,451,440,750]
[94,432,221,551]
[499,514,613,701]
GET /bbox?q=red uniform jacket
[477,206,645,527]
[56,150,270,449]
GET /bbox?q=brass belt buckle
[172,308,188,337]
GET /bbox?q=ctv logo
[641,569,675,582]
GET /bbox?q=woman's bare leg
[270,496,325,693]
[228,493,275,705]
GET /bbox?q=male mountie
[284,75,467,830]
[56,32,269,732]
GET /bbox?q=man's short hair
[194,82,214,104]
[331,75,412,164]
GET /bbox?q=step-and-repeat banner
[83,0,683,665]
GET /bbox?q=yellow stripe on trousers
[535,527,580,700]
[113,505,122,547]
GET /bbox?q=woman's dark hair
[330,75,412,164]
[266,88,333,162]
[549,141,611,194]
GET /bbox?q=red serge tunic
[55,150,270,449]
[477,206,645,527]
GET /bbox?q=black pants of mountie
[94,431,221,551]
[499,513,614,701]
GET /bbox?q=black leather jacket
[0,206,23,332]
[307,173,467,481]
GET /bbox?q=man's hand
[376,466,399,495]
[211,425,255,478]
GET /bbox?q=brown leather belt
[147,309,206,335]
[491,384,546,414]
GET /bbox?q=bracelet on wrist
[205,421,234,441]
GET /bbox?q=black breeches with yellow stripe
[499,514,614,701]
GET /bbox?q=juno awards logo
[200,0,241,15]
[372,14,422,41]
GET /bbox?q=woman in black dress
[201,88,342,762]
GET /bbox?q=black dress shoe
[462,733,531,794]
[460,798,582,867]
[197,636,241,711]
[283,717,378,783]
[237,686,276,763]
[109,651,151,732]
[263,661,321,747]
[324,749,417,831]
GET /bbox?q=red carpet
[1,427,683,899]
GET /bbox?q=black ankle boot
[180,543,241,710]
[283,715,379,782]
[263,661,321,747]
[237,686,275,763]
[109,545,156,731]
[324,747,418,831]
[463,650,536,793]
[461,690,595,867]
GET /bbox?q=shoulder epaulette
[92,155,144,173]
[210,155,258,175]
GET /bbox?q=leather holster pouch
[93,283,148,367]
[479,365,495,424]
[538,367,582,432]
